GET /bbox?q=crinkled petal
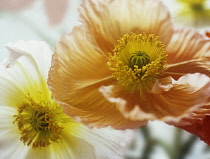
[168,103,210,145]
[48,25,112,88]
[79,0,173,54]
[166,27,210,64]
[195,115,210,145]
[165,28,210,80]
[165,57,210,80]
[99,85,156,121]
[100,73,210,123]
[0,41,52,107]
[58,83,145,129]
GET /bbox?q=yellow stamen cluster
[14,94,68,149]
[107,33,167,93]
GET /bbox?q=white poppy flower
[0,41,134,159]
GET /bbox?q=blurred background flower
[161,0,210,29]
[0,0,82,62]
[0,0,210,159]
[0,0,69,26]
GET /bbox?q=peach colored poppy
[48,0,210,129]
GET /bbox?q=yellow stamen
[14,94,69,149]
[107,33,167,94]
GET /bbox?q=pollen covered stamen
[129,51,150,69]
[107,33,167,93]
[14,95,67,149]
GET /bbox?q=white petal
[0,106,30,159]
[0,41,52,106]
[51,134,96,159]
[66,125,135,159]
[176,73,210,87]
[25,148,51,159]
[2,144,30,159]
[26,131,96,159]
[3,40,53,80]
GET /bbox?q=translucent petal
[79,0,173,54]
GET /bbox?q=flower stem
[169,128,198,159]
[140,127,156,159]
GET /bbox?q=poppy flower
[48,0,210,129]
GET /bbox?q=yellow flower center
[128,51,150,69]
[14,94,68,149]
[107,33,167,93]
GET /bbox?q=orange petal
[100,73,210,123]
[79,0,173,54]
[49,25,112,88]
[99,85,157,121]
[168,103,210,145]
[48,25,144,129]
[165,57,210,80]
[44,0,68,26]
[206,31,210,38]
[166,27,210,64]
[60,85,147,129]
